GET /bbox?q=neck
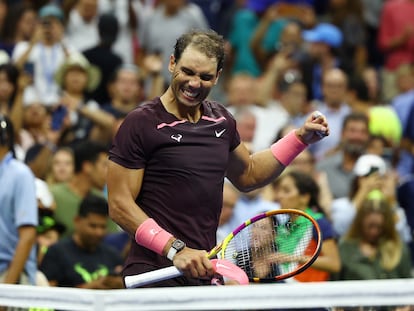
[68,174,92,198]
[342,151,359,172]
[66,90,84,99]
[160,88,202,123]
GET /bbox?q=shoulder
[9,159,35,178]
[46,238,71,253]
[121,99,162,128]
[203,100,235,119]
[50,182,69,194]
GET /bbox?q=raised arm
[227,111,329,192]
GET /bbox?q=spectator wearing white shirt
[12,4,76,106]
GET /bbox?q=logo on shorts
[171,134,182,142]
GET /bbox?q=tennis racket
[124,208,322,288]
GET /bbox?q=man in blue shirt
[0,114,38,285]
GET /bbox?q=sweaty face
[169,46,219,108]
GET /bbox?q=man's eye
[200,75,214,81]
[182,68,193,75]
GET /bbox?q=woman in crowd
[272,170,341,282]
[331,154,412,243]
[46,146,75,186]
[335,196,412,280]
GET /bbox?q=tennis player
[107,29,330,287]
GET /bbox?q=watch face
[173,239,186,251]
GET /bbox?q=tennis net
[0,279,413,310]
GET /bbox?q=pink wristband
[270,130,307,166]
[135,218,173,255]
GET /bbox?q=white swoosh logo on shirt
[215,129,226,137]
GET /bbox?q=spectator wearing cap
[331,153,412,244]
[52,52,118,146]
[83,13,123,105]
[299,22,350,102]
[12,3,77,107]
[36,211,66,266]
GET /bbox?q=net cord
[0,279,414,310]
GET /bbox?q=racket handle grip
[124,266,182,288]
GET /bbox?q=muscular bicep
[107,161,148,235]
[226,143,252,191]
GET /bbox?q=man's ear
[214,69,223,85]
[168,54,176,73]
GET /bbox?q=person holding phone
[331,154,412,243]
[11,4,75,107]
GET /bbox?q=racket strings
[220,214,315,280]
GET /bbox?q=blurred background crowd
[1,0,414,296]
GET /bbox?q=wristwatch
[167,239,186,260]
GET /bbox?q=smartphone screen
[23,62,34,77]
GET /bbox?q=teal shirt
[228,9,287,77]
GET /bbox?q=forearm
[147,73,165,99]
[308,254,341,273]
[108,195,148,236]
[13,43,35,69]
[9,90,24,137]
[78,106,115,130]
[250,18,272,69]
[228,131,307,192]
[254,63,280,106]
[3,228,36,284]
[108,196,177,258]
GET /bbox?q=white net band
[1,279,414,310]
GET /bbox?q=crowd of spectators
[1,0,414,296]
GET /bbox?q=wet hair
[78,193,109,217]
[173,29,225,73]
